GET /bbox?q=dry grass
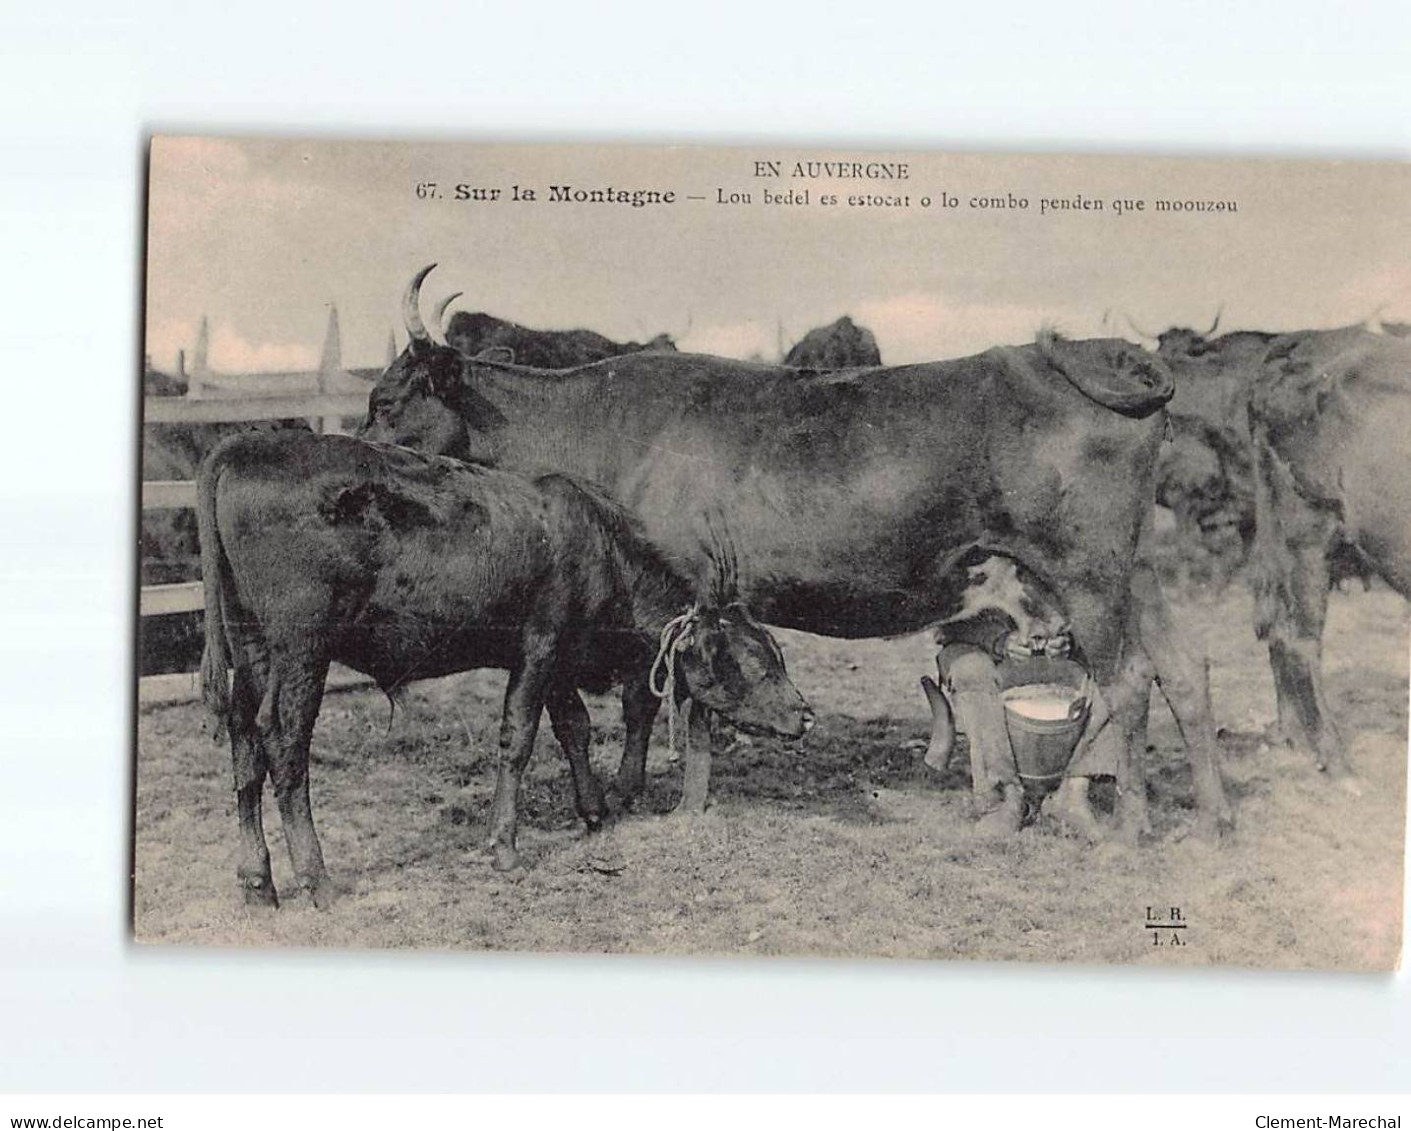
[133,584,1406,971]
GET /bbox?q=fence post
[188,316,209,400]
[317,304,343,434]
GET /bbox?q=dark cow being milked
[783,316,882,369]
[197,430,810,905]
[1246,326,1411,779]
[436,290,678,368]
[359,266,1231,840]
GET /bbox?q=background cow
[440,297,678,369]
[783,316,882,369]
[1246,327,1411,778]
[1146,321,1273,575]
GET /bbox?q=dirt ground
[132,582,1407,971]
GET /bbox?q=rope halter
[648,606,701,753]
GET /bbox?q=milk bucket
[996,656,1092,800]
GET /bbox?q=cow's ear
[474,346,515,365]
[1034,326,1068,371]
[428,356,464,402]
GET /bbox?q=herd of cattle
[175,265,1411,908]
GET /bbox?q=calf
[198,431,810,905]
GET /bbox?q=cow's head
[1122,308,1223,361]
[667,541,813,740]
[358,265,477,459]
[639,332,678,353]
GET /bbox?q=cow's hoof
[973,787,1024,839]
[669,800,710,819]
[491,845,522,873]
[1046,791,1106,843]
[301,878,336,910]
[1114,813,1153,847]
[583,811,607,834]
[242,878,279,909]
[1193,808,1235,843]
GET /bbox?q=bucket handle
[1070,674,1097,722]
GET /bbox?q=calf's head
[672,603,813,740]
[661,540,812,739]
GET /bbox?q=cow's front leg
[937,644,1022,835]
[547,681,608,832]
[614,674,661,809]
[487,638,555,872]
[675,699,715,815]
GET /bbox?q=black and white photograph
[132,138,1408,971]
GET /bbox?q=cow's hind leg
[262,650,333,907]
[614,674,660,810]
[1132,562,1234,839]
[487,635,555,872]
[547,682,608,832]
[1263,545,1350,778]
[1065,586,1153,844]
[230,663,277,907]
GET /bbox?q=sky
[145,137,1411,373]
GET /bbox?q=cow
[1245,326,1411,778]
[1147,314,1406,574]
[437,292,678,369]
[356,266,1232,842]
[783,316,882,369]
[1138,318,1274,567]
[197,429,811,905]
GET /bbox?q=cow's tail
[196,445,234,743]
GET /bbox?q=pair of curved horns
[1123,304,1223,343]
[401,263,464,344]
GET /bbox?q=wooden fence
[139,307,388,705]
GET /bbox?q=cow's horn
[402,264,437,343]
[1205,304,1224,337]
[434,291,463,336]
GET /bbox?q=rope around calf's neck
[649,606,700,754]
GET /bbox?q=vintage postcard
[136,137,1408,970]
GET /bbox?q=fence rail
[143,480,197,509]
[140,376,376,705]
[144,391,369,426]
[140,664,375,706]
